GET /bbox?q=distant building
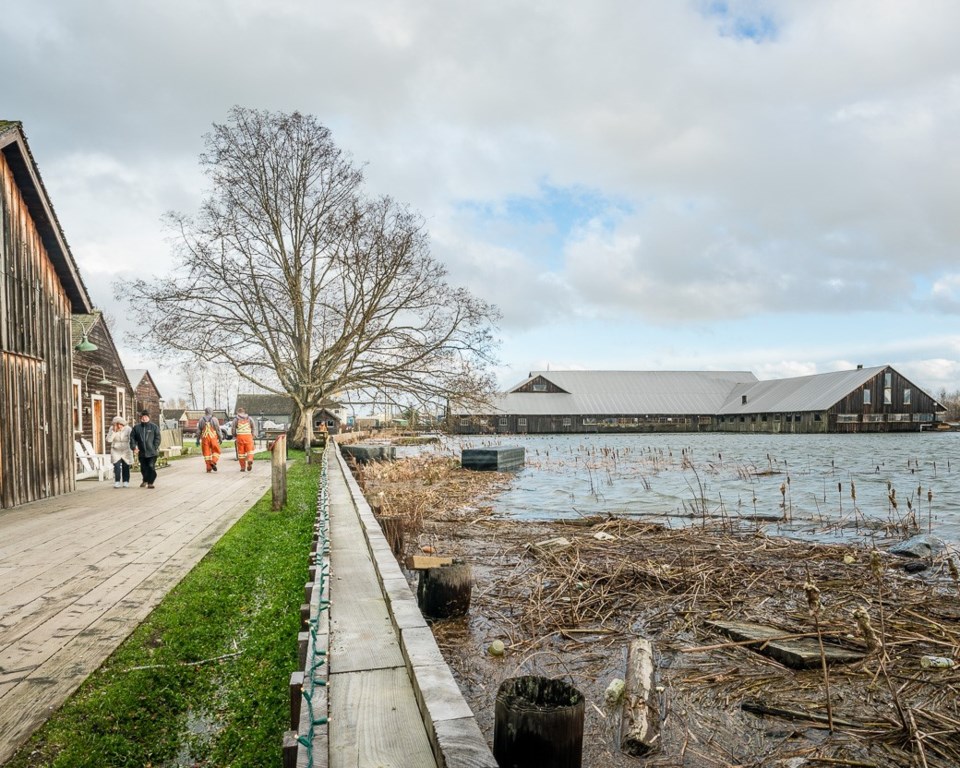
[235,393,344,435]
[452,366,944,434]
[125,369,163,423]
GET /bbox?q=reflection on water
[429,432,960,546]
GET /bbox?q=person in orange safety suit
[232,406,256,472]
[196,407,221,473]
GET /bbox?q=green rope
[296,451,331,766]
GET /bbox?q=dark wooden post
[289,671,304,730]
[282,730,298,768]
[416,562,473,620]
[493,676,584,768]
[271,434,287,511]
[377,515,405,557]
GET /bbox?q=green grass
[9,452,319,768]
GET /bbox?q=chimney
[857,364,863,369]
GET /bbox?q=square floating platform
[461,447,525,471]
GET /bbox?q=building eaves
[0,121,93,313]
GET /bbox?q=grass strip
[8,452,318,768]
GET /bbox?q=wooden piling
[416,562,473,620]
[271,434,287,511]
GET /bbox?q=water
[428,432,960,547]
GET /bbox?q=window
[863,388,871,405]
[532,383,547,392]
[904,388,911,405]
[518,418,527,427]
[884,373,892,405]
[459,418,470,427]
[116,387,127,420]
[499,417,508,427]
[562,418,571,427]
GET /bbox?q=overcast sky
[4,0,960,405]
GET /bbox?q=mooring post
[416,561,473,620]
[271,434,287,511]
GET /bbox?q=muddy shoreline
[355,454,960,768]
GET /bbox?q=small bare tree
[124,107,498,450]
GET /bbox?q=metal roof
[492,370,759,415]
[716,366,887,414]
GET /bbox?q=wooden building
[713,365,943,433]
[178,408,230,436]
[125,368,163,422]
[71,311,134,454]
[234,393,343,435]
[453,367,944,435]
[0,121,95,509]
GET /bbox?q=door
[91,396,105,454]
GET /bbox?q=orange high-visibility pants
[236,434,255,469]
[201,434,221,470]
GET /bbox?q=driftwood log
[621,638,659,756]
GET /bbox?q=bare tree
[125,107,499,449]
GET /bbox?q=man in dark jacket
[130,409,162,488]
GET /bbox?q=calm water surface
[426,433,960,547]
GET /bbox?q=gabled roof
[125,368,162,398]
[71,312,134,391]
[716,365,886,414]
[236,394,295,416]
[0,121,92,313]
[492,370,758,415]
[235,393,342,416]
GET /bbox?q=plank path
[0,453,269,764]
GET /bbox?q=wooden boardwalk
[0,446,496,767]
[0,453,270,764]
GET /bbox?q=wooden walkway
[0,453,270,764]
[307,448,497,768]
[0,446,496,767]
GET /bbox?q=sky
[4,0,960,406]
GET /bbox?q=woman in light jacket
[106,415,134,488]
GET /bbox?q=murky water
[429,432,960,547]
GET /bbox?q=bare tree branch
[123,107,500,444]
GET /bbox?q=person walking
[196,407,222,473]
[232,407,256,472]
[130,409,162,488]
[106,416,133,488]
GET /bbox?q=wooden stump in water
[416,562,472,620]
[493,676,584,768]
[377,514,405,557]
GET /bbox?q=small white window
[459,418,470,427]
[904,388,911,405]
[562,418,571,427]
[499,417,508,426]
[518,418,527,427]
[532,383,547,392]
[863,389,871,405]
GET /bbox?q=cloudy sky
[4,0,960,403]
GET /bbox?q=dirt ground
[355,454,960,768]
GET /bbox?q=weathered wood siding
[132,373,162,422]
[72,318,134,448]
[0,152,75,508]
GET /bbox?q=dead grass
[358,455,960,768]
